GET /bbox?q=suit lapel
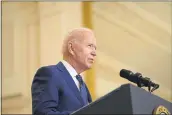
[56,62,85,105]
[85,84,92,103]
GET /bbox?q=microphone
[120,69,159,92]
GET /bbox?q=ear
[68,42,75,55]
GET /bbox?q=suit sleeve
[31,67,72,115]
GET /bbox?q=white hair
[61,27,94,58]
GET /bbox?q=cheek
[76,47,90,62]
[84,50,91,61]
[75,49,86,61]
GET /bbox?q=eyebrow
[89,43,97,50]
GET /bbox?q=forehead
[80,32,96,44]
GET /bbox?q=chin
[84,62,93,70]
[87,64,93,69]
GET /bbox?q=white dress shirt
[61,60,80,91]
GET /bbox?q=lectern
[72,84,172,114]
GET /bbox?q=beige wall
[0,1,1,113]
[2,2,82,113]
[93,2,171,101]
[2,2,171,114]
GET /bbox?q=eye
[88,44,92,47]
[88,44,96,50]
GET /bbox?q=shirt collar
[61,60,78,78]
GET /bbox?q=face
[71,32,97,71]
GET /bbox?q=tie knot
[76,75,83,85]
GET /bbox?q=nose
[91,50,96,57]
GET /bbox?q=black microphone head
[120,69,139,84]
[120,69,133,79]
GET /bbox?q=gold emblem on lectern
[153,105,170,115]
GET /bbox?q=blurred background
[1,1,171,114]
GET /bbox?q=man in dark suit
[31,28,97,115]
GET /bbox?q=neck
[64,56,85,74]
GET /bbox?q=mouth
[89,58,94,63]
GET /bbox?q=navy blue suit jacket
[31,62,92,115]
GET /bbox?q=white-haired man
[31,28,97,115]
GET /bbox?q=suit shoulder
[32,65,57,89]
[36,65,57,73]
[38,64,56,70]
